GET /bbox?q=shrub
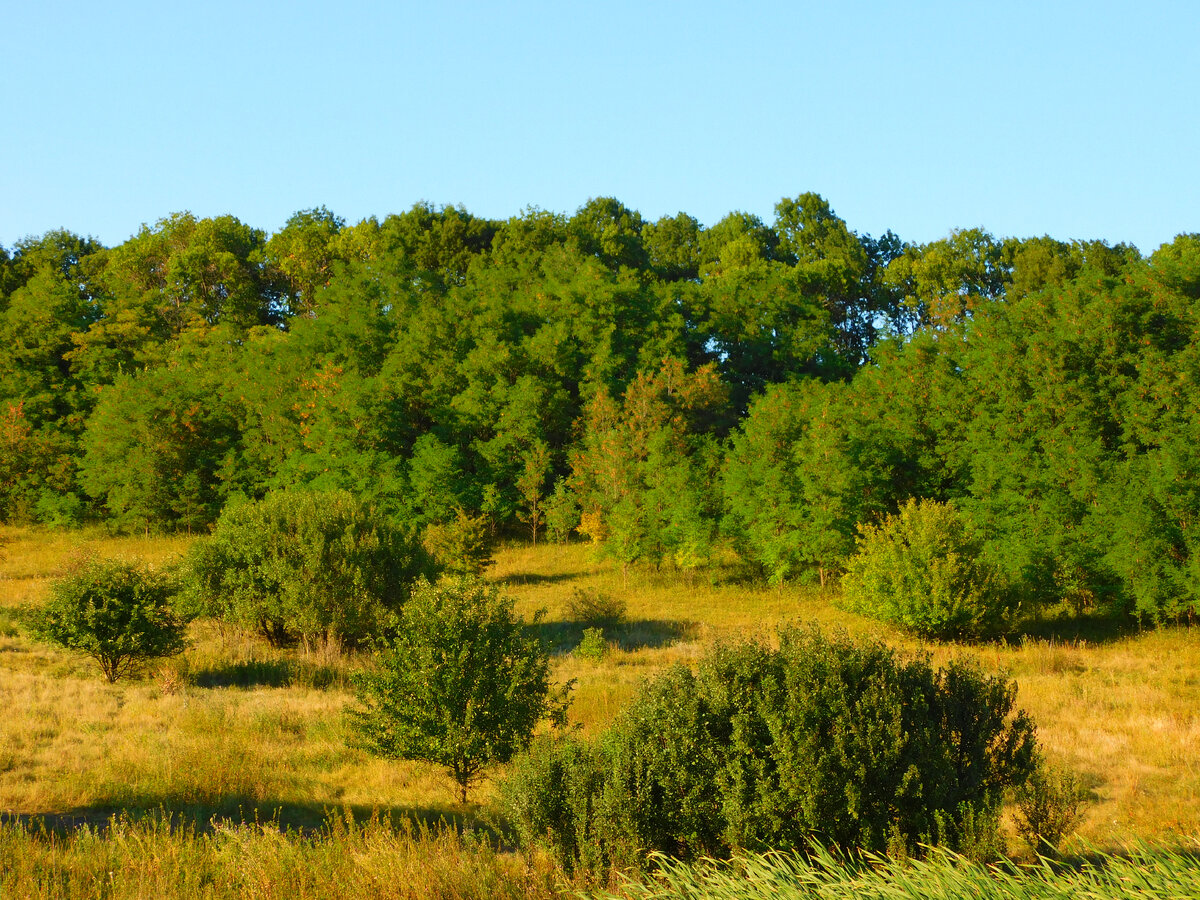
[182,489,431,648]
[574,627,608,661]
[1012,752,1087,853]
[841,498,1010,639]
[497,735,607,873]
[564,587,626,626]
[421,508,493,576]
[350,576,570,803]
[499,628,1037,871]
[34,558,188,683]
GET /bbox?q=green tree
[568,196,647,271]
[35,559,188,683]
[842,499,1009,638]
[544,477,580,544]
[421,507,494,576]
[642,211,701,281]
[350,576,569,802]
[516,439,552,543]
[773,193,876,370]
[571,359,727,574]
[883,227,1008,332]
[78,360,245,532]
[183,489,430,647]
[264,206,346,317]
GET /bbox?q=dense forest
[2,196,1197,621]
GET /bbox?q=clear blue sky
[2,0,1196,254]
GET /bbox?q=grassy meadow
[2,524,1200,897]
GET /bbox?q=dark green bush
[498,735,606,872]
[841,498,1011,638]
[499,628,1037,871]
[34,558,188,682]
[182,489,431,647]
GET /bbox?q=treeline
[2,197,1198,619]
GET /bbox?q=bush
[34,558,188,682]
[182,489,431,648]
[499,628,1037,871]
[421,508,493,576]
[574,627,608,661]
[1012,752,1087,853]
[841,498,1010,639]
[350,576,570,802]
[564,587,626,626]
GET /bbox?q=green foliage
[571,359,726,573]
[543,478,579,544]
[500,628,1036,871]
[182,489,430,647]
[515,440,552,543]
[563,587,626,626]
[7,203,1200,639]
[574,627,608,661]
[422,508,494,576]
[350,576,569,802]
[842,499,1009,638]
[1011,753,1087,853]
[34,558,187,682]
[407,434,473,527]
[79,362,245,533]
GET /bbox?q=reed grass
[596,842,1200,900]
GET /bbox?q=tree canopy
[3,198,1197,622]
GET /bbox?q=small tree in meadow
[841,498,1010,639]
[516,440,552,544]
[35,558,188,683]
[421,508,494,575]
[349,576,569,803]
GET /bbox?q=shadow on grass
[2,796,487,839]
[188,659,347,690]
[1012,608,1142,645]
[494,570,584,587]
[533,618,698,655]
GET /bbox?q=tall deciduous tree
[572,359,727,574]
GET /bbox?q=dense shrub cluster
[182,489,431,647]
[840,499,1009,638]
[500,628,1037,872]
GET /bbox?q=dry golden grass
[1,525,1199,856]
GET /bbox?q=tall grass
[598,843,1200,900]
[5,818,1200,900]
[0,812,564,900]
